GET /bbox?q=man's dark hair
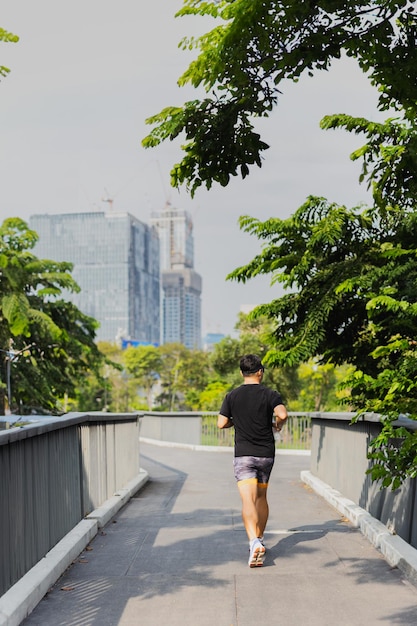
[240,354,264,375]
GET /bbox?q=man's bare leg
[237,479,267,566]
[256,484,269,539]
[237,479,259,540]
[237,480,269,539]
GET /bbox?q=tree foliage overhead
[0,218,106,415]
[228,199,417,372]
[143,0,417,195]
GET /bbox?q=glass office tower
[162,269,202,348]
[30,211,160,344]
[150,203,202,349]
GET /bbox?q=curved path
[23,442,417,625]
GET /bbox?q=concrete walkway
[22,442,417,625]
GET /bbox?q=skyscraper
[150,203,202,349]
[30,211,160,344]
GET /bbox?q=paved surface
[22,442,417,626]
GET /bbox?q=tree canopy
[91,312,340,414]
[143,0,417,196]
[229,199,417,412]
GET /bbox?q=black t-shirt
[219,384,284,457]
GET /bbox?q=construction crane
[101,188,114,211]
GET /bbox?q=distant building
[30,211,160,344]
[151,202,194,271]
[162,269,202,348]
[203,332,226,352]
[150,203,202,349]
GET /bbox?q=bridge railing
[309,412,417,549]
[139,411,312,449]
[200,413,312,449]
[0,412,141,598]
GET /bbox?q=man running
[217,354,288,567]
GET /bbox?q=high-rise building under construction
[150,203,202,349]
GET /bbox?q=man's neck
[243,375,261,385]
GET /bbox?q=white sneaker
[248,539,266,568]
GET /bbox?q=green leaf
[2,293,30,336]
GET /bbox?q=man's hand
[274,404,288,431]
[218,414,233,429]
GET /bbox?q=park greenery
[142,1,417,489]
[70,311,346,415]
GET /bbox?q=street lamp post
[0,343,34,414]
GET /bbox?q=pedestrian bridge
[1,411,417,625]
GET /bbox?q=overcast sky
[1,1,384,337]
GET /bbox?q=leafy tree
[228,200,384,369]
[154,343,212,410]
[71,371,107,413]
[142,0,417,196]
[123,344,163,409]
[0,218,106,415]
[227,197,417,486]
[174,349,212,409]
[93,341,127,412]
[210,335,263,383]
[67,341,123,412]
[198,380,230,411]
[154,343,189,410]
[291,359,351,413]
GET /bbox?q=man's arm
[273,404,288,431]
[218,414,233,429]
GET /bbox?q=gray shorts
[233,456,275,485]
